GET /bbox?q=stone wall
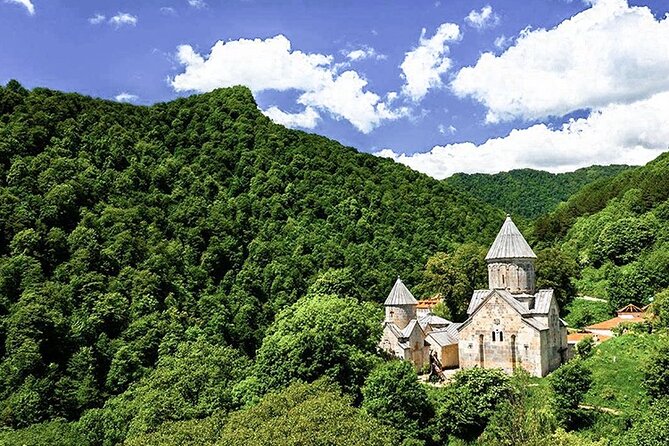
[546,300,568,372]
[488,260,535,294]
[436,343,459,368]
[458,292,545,376]
[385,304,416,329]
[406,324,429,370]
[380,322,429,371]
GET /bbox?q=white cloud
[297,70,407,133]
[88,13,106,25]
[376,91,669,178]
[187,0,206,8]
[344,46,387,62]
[493,35,512,50]
[160,7,177,16]
[109,12,138,28]
[452,0,669,123]
[465,5,500,30]
[263,106,320,129]
[114,92,139,103]
[171,37,333,95]
[400,23,461,102]
[438,124,456,135]
[171,35,406,133]
[5,0,34,15]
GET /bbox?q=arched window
[492,331,496,341]
[499,331,504,342]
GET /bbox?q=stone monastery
[379,215,569,377]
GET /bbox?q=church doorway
[478,334,485,368]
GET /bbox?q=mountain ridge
[446,165,632,220]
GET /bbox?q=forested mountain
[0,80,505,439]
[447,165,630,219]
[3,80,667,446]
[533,156,669,243]
[534,152,669,309]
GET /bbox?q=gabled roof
[617,304,644,314]
[459,289,536,332]
[426,329,459,346]
[495,289,533,315]
[383,319,425,342]
[418,313,451,330]
[523,317,549,331]
[467,289,532,316]
[384,277,418,306]
[531,289,554,314]
[384,322,403,340]
[485,215,537,261]
[467,289,493,315]
[585,313,646,330]
[401,319,420,337]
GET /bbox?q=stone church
[380,215,569,377]
[379,278,431,369]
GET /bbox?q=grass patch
[582,332,667,412]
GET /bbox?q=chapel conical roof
[485,215,537,261]
[384,277,418,306]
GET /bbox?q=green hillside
[0,81,505,439]
[446,166,630,220]
[533,152,669,307]
[582,332,664,412]
[534,153,669,244]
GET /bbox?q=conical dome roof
[485,215,536,261]
[384,277,418,306]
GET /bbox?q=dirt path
[576,295,608,303]
[579,404,622,415]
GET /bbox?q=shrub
[433,367,514,441]
[548,359,593,428]
[479,370,557,446]
[362,361,433,442]
[575,336,595,359]
[643,342,669,400]
[254,294,382,397]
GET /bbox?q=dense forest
[531,153,669,310]
[1,80,669,446]
[0,81,508,444]
[447,166,630,219]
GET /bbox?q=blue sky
[2,0,669,177]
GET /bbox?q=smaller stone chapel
[379,215,569,377]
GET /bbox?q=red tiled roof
[568,332,611,343]
[417,298,441,309]
[585,314,645,330]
